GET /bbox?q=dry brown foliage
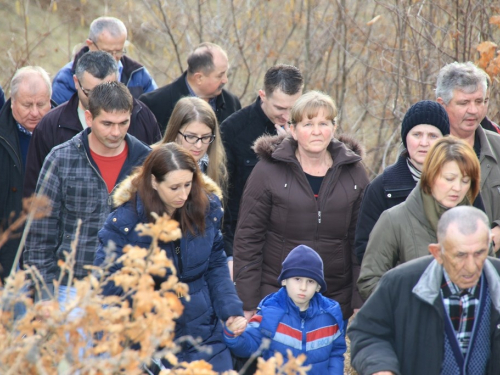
[0,204,313,374]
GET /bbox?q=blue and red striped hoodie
[224,287,346,374]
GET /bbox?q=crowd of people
[1,15,500,375]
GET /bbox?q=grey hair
[88,17,127,41]
[187,42,226,75]
[435,62,488,105]
[75,51,118,80]
[437,206,490,246]
[10,66,52,99]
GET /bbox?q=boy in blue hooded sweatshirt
[224,245,346,374]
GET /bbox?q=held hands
[226,316,248,337]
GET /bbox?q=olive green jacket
[478,126,500,227]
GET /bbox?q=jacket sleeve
[349,164,370,310]
[139,67,158,93]
[51,65,75,105]
[348,272,402,375]
[205,198,244,320]
[224,314,265,358]
[23,118,55,198]
[354,177,388,263]
[233,162,272,311]
[22,152,62,296]
[357,209,400,300]
[328,329,347,375]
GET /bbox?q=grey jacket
[478,126,500,227]
[23,129,150,293]
[357,184,436,300]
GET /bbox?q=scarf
[422,190,470,232]
[406,157,422,182]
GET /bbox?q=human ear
[429,243,443,264]
[316,285,321,292]
[281,280,286,286]
[84,110,93,129]
[151,175,158,190]
[436,98,446,106]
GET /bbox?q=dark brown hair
[133,143,209,235]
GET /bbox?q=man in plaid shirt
[23,81,150,301]
[349,206,500,375]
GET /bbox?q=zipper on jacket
[174,239,183,275]
[318,211,321,224]
[0,135,22,172]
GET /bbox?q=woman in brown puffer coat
[233,91,369,321]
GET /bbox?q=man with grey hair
[52,16,157,104]
[140,42,241,134]
[348,206,500,375]
[24,51,160,197]
[0,66,54,282]
[436,61,500,254]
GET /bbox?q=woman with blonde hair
[358,136,486,300]
[161,97,228,193]
[233,90,369,322]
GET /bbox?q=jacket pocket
[65,177,98,213]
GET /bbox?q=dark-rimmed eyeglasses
[91,40,127,58]
[178,131,215,144]
[77,78,92,97]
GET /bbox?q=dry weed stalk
[0,201,311,374]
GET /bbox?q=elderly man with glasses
[23,51,161,198]
[51,16,157,105]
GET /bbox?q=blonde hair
[420,136,480,202]
[161,97,228,193]
[290,90,337,126]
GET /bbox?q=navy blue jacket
[94,182,243,372]
[224,287,346,374]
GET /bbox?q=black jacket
[0,99,56,281]
[220,97,275,244]
[139,72,241,134]
[23,93,161,197]
[354,153,415,263]
[348,256,500,375]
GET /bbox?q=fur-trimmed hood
[112,172,223,208]
[252,133,364,164]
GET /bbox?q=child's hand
[226,316,248,337]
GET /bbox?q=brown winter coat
[233,134,369,319]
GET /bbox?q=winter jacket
[224,287,346,374]
[233,134,369,319]
[139,72,241,134]
[51,46,157,105]
[357,183,487,300]
[354,153,415,263]
[23,129,150,294]
[94,175,243,372]
[220,97,275,249]
[23,93,161,197]
[0,99,55,282]
[481,117,500,134]
[477,126,500,228]
[349,256,500,375]
[0,85,4,111]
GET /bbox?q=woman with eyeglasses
[160,97,228,194]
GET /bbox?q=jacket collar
[401,182,435,231]
[413,257,500,314]
[57,93,85,132]
[179,71,227,111]
[382,151,416,191]
[251,96,276,134]
[476,126,498,164]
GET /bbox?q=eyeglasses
[91,40,127,58]
[77,78,92,97]
[178,131,215,144]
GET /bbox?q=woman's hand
[226,316,248,337]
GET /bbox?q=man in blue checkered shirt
[349,206,500,375]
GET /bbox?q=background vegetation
[1,0,500,176]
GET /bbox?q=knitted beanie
[277,245,327,293]
[401,100,450,148]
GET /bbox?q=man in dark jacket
[24,51,160,198]
[23,82,150,300]
[51,16,157,104]
[349,206,500,375]
[0,66,53,282]
[220,65,303,254]
[139,42,241,134]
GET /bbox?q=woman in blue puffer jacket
[94,143,244,372]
